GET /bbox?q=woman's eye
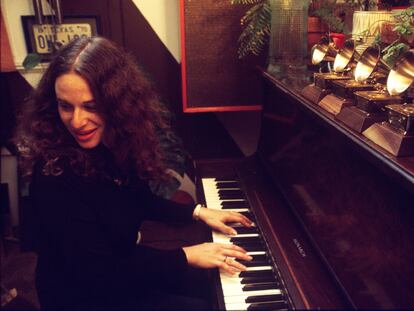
[85,105,97,112]
[58,102,72,111]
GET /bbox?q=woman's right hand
[182,242,252,275]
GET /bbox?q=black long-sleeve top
[30,146,195,310]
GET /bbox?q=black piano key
[218,189,243,196]
[241,276,276,285]
[221,201,249,208]
[216,182,240,188]
[230,236,263,244]
[243,283,279,291]
[239,270,274,278]
[245,294,285,304]
[233,226,258,234]
[240,211,255,220]
[250,254,268,262]
[247,301,288,311]
[240,260,270,267]
[219,193,244,200]
[214,178,237,182]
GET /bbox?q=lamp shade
[352,11,394,54]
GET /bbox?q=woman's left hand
[198,208,253,235]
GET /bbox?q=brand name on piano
[293,238,307,258]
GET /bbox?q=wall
[133,0,180,63]
[1,0,260,155]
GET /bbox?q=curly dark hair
[15,36,172,182]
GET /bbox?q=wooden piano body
[195,69,414,310]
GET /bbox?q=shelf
[260,69,414,194]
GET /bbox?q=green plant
[393,5,414,37]
[149,110,191,199]
[382,42,410,65]
[313,1,348,33]
[380,6,414,67]
[22,53,42,70]
[231,0,271,58]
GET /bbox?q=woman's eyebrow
[56,98,94,104]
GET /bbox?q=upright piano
[196,69,414,310]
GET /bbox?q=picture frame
[21,15,99,61]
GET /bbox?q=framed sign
[180,0,266,112]
[21,16,99,60]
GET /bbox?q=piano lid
[257,84,414,309]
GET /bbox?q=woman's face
[55,72,105,149]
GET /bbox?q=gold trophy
[317,40,363,114]
[301,37,352,103]
[334,45,397,131]
[363,49,414,156]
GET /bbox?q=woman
[15,36,253,310]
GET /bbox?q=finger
[219,243,248,254]
[224,250,253,261]
[215,222,237,235]
[219,261,240,275]
[227,213,253,227]
[225,257,247,271]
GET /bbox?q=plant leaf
[22,53,41,70]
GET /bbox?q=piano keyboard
[202,178,290,311]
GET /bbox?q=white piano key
[213,232,259,242]
[223,289,282,300]
[202,177,286,311]
[221,281,279,292]
[220,267,273,280]
[246,251,266,256]
[225,302,249,311]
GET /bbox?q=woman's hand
[198,208,253,235]
[183,242,252,275]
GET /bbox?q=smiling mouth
[74,128,97,141]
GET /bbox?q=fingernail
[231,230,237,235]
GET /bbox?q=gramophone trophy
[334,45,399,131]
[301,37,352,103]
[318,40,366,114]
[363,49,414,156]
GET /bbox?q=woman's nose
[70,109,88,129]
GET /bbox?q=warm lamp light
[386,49,414,95]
